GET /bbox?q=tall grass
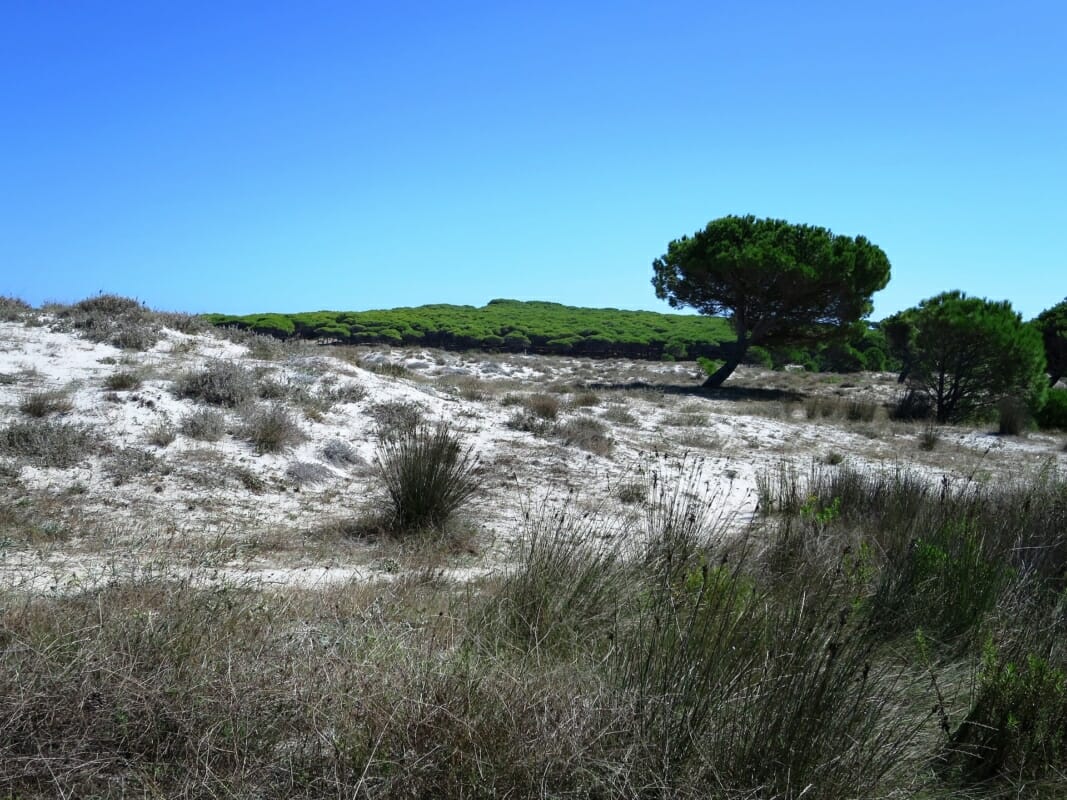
[2,459,1065,797]
[375,422,480,532]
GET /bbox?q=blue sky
[2,1,1064,320]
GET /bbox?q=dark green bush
[375,423,479,532]
[1036,389,1067,430]
[946,641,1067,781]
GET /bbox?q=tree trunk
[702,338,747,388]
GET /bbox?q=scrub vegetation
[2,266,1067,797]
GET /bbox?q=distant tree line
[205,300,735,361]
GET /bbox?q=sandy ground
[2,317,1064,594]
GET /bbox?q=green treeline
[205,299,735,360]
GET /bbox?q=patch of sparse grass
[523,393,560,420]
[443,375,492,401]
[557,416,613,456]
[146,422,177,448]
[232,465,266,492]
[246,334,288,360]
[285,461,334,486]
[602,405,637,425]
[615,481,646,504]
[370,400,424,441]
[175,360,256,407]
[106,447,168,486]
[180,408,227,442]
[845,398,879,422]
[367,361,413,379]
[317,379,367,407]
[19,389,74,417]
[505,410,554,436]
[104,370,142,391]
[919,423,941,451]
[375,422,479,532]
[0,420,98,467]
[569,390,600,407]
[321,439,364,468]
[240,404,307,454]
[663,411,709,427]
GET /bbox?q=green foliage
[744,344,773,368]
[871,520,1010,640]
[1034,298,1067,386]
[887,292,1047,423]
[651,214,890,386]
[1036,388,1067,430]
[375,423,480,532]
[207,300,733,361]
[947,641,1067,781]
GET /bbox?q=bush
[1036,389,1067,430]
[146,422,177,447]
[0,420,98,467]
[890,389,933,421]
[523,393,560,420]
[180,409,227,442]
[946,641,1067,781]
[321,439,364,467]
[58,294,161,350]
[375,423,479,532]
[556,416,612,456]
[104,370,142,391]
[285,461,334,486]
[0,295,32,321]
[240,405,306,454]
[175,361,256,407]
[19,389,74,418]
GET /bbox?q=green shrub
[745,345,773,368]
[1036,389,1067,430]
[946,641,1067,781]
[870,520,1011,640]
[375,423,479,532]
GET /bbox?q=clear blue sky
[2,1,1064,320]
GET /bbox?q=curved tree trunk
[701,354,742,387]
